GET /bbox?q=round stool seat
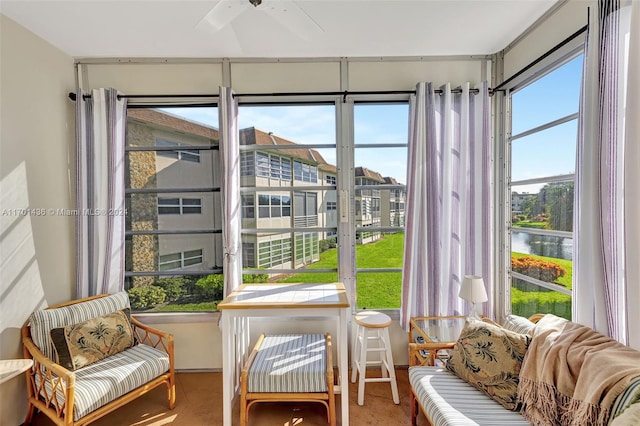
[354,311,392,328]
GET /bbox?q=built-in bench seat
[409,367,531,426]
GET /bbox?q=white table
[218,282,350,426]
[0,359,33,384]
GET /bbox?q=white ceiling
[0,0,558,58]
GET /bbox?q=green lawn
[513,221,548,229]
[280,233,404,309]
[155,236,573,315]
[511,251,572,320]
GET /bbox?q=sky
[161,54,583,193]
[162,102,410,184]
[510,54,583,193]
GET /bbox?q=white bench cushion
[248,334,327,393]
[409,366,531,426]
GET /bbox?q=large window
[124,106,222,312]
[353,103,408,309]
[124,100,409,312]
[239,104,336,282]
[507,54,583,320]
[238,102,408,310]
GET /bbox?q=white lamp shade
[459,275,488,303]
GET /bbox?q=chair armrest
[22,334,75,382]
[409,342,456,367]
[131,316,174,355]
[22,330,76,420]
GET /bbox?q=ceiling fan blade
[262,0,324,40]
[196,0,251,32]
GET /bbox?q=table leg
[339,308,349,426]
[222,312,232,426]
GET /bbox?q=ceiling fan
[196,0,324,40]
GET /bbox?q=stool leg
[351,325,361,383]
[357,327,368,406]
[378,329,389,379]
[382,328,400,404]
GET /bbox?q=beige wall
[0,14,76,426]
[502,0,591,81]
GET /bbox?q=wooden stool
[350,311,400,405]
[240,333,335,426]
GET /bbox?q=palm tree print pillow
[445,319,531,410]
[50,309,136,370]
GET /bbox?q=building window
[506,53,583,320]
[258,238,293,269]
[242,151,292,181]
[158,197,202,215]
[242,242,256,268]
[240,152,255,176]
[257,194,291,218]
[156,139,201,163]
[159,249,204,271]
[326,175,336,185]
[326,201,337,211]
[241,194,255,219]
[293,160,318,183]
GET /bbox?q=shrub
[196,274,224,300]
[319,238,337,253]
[155,277,188,302]
[511,256,566,283]
[128,285,166,310]
[243,273,269,283]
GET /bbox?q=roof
[127,109,219,141]
[240,127,332,167]
[355,167,385,183]
[127,109,395,180]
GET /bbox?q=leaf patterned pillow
[445,319,531,410]
[50,309,136,370]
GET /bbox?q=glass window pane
[511,120,577,182]
[508,54,582,322]
[511,182,574,232]
[356,272,402,309]
[124,106,222,313]
[511,279,572,320]
[511,55,583,135]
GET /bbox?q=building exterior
[126,110,405,277]
[511,191,537,215]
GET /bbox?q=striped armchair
[21,292,175,426]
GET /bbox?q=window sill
[133,311,220,325]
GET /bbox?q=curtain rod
[492,24,588,93]
[68,87,487,102]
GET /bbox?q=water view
[511,231,573,260]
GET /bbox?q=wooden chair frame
[240,333,336,426]
[21,294,175,426]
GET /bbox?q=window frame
[157,197,203,215]
[497,40,585,320]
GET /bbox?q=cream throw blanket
[517,314,640,426]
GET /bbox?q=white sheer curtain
[575,0,639,348]
[400,82,491,330]
[75,88,127,298]
[218,86,243,297]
